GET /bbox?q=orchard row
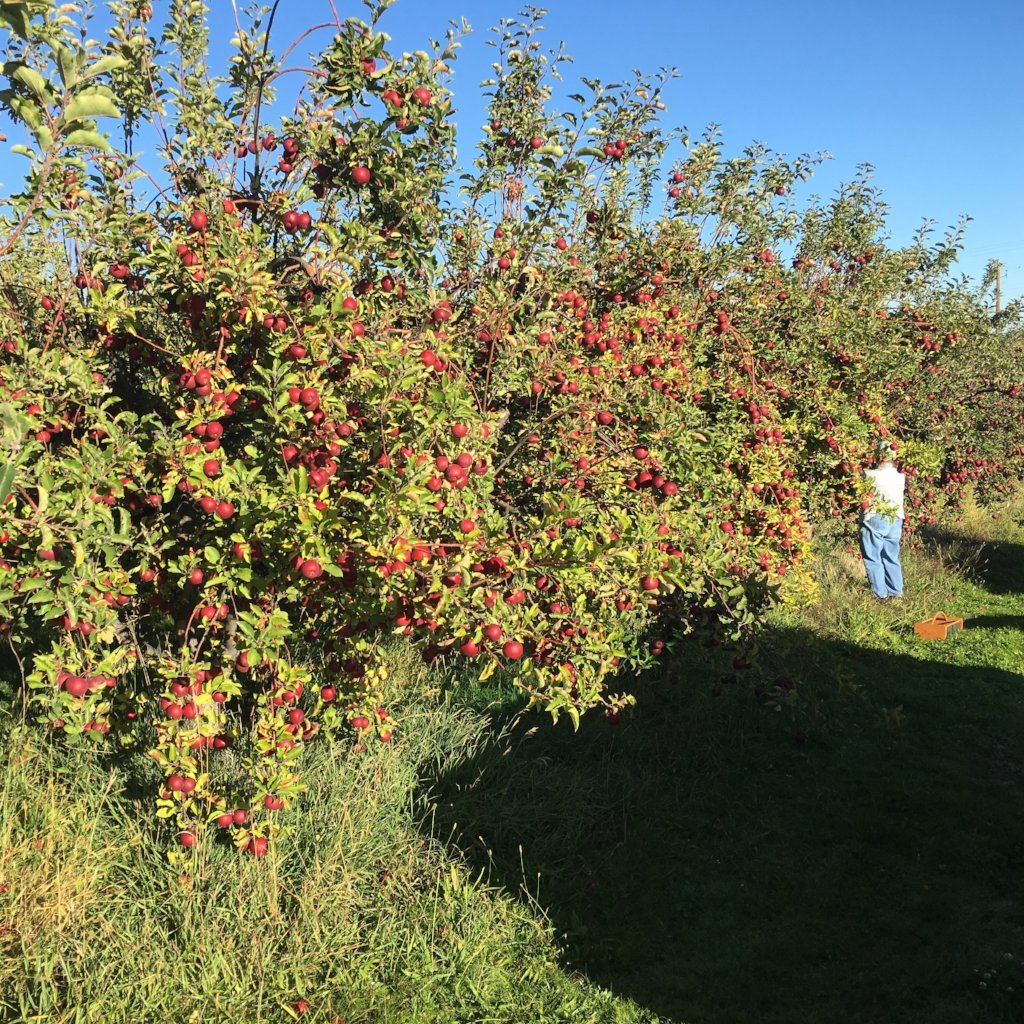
[0,1,1020,855]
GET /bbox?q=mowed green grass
[2,506,1023,1023]
[432,512,1024,1024]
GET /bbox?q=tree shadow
[922,530,1024,597]
[966,538,1024,595]
[425,628,1024,1024]
[965,615,1024,631]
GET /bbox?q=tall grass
[0,653,657,1024]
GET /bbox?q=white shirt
[864,463,905,521]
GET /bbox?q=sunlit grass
[0,668,656,1024]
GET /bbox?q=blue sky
[361,0,1023,295]
[4,0,1022,298]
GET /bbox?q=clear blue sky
[361,0,1023,296]
[4,0,1023,298]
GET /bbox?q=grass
[431,503,1024,1024]
[1,500,1023,1023]
[0,677,654,1023]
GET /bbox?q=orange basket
[913,612,964,640]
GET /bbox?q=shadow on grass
[426,626,1024,1024]
[968,539,1024,596]
[966,615,1024,631]
[923,530,1024,597]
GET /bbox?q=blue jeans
[860,517,904,599]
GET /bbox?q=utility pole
[995,260,1002,315]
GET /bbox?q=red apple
[300,559,323,580]
[244,836,268,857]
[64,675,88,698]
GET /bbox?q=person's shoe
[871,595,888,603]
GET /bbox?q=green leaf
[63,128,112,151]
[53,43,76,88]
[79,54,129,81]
[9,94,41,129]
[65,89,121,120]
[10,64,49,98]
[0,462,15,503]
[9,143,35,159]
[0,4,31,40]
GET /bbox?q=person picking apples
[860,440,906,601]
